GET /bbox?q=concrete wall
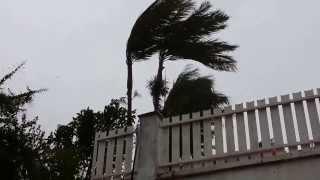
[175,155,320,180]
[135,112,162,180]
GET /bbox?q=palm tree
[126,0,195,118]
[162,65,229,116]
[151,1,237,111]
[126,1,236,178]
[127,0,237,112]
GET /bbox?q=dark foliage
[96,98,135,131]
[0,63,48,180]
[163,65,229,116]
[46,125,80,180]
[0,63,134,180]
[53,99,135,180]
[126,0,194,61]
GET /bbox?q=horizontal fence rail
[91,126,135,180]
[158,89,320,178]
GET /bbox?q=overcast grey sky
[1,0,319,132]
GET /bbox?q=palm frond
[163,65,229,116]
[166,39,238,71]
[126,0,195,61]
[166,1,229,42]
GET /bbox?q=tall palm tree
[162,65,229,116]
[126,0,195,118]
[151,1,238,111]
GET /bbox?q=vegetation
[162,65,229,116]
[0,63,134,180]
[0,62,48,180]
[127,0,237,112]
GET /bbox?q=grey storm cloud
[1,0,319,132]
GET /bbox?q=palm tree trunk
[153,54,165,111]
[127,59,133,121]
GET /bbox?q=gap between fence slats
[236,103,247,152]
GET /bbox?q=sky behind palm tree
[1,0,319,132]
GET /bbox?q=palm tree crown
[163,65,229,116]
[140,0,237,111]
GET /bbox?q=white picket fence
[92,88,320,180]
[158,89,320,178]
[91,126,135,180]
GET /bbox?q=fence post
[135,111,162,180]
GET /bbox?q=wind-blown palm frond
[159,1,238,71]
[165,39,237,71]
[164,2,230,42]
[126,0,194,61]
[163,65,229,116]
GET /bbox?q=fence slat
[124,127,133,172]
[182,114,191,161]
[192,112,201,159]
[96,141,106,176]
[246,101,258,150]
[269,97,284,146]
[281,95,297,144]
[292,92,309,143]
[115,133,124,173]
[160,118,170,165]
[171,116,181,164]
[305,90,320,141]
[203,118,213,157]
[257,99,271,149]
[235,103,246,152]
[92,133,99,175]
[224,106,235,153]
[105,136,115,175]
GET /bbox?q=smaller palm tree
[162,65,229,116]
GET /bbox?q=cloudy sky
[1,0,319,132]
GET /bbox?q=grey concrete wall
[135,112,162,180]
[173,155,320,180]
